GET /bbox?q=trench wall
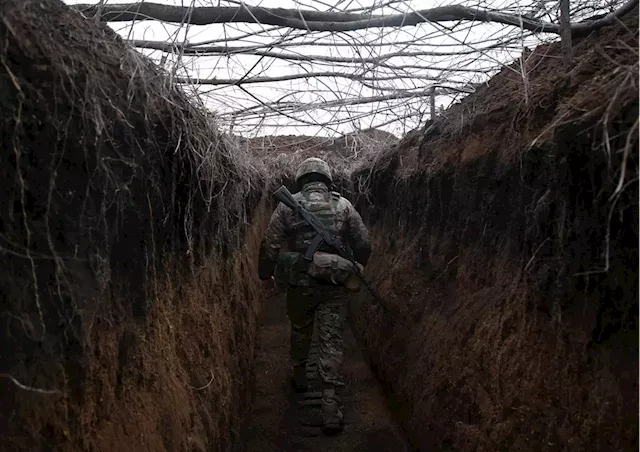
[351,13,639,452]
[0,1,270,450]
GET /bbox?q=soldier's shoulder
[334,194,355,211]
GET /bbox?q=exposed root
[0,373,62,395]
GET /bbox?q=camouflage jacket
[258,182,371,285]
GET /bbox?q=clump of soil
[351,9,638,452]
[0,1,268,450]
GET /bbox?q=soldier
[258,157,371,435]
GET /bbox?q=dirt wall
[0,1,268,450]
[351,11,638,452]
[235,130,399,193]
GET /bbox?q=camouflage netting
[0,0,267,450]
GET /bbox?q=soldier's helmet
[295,157,333,184]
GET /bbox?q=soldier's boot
[321,388,344,435]
[291,365,308,393]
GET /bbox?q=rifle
[273,185,390,312]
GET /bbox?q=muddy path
[242,288,410,452]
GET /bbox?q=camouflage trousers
[286,283,348,388]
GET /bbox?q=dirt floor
[243,287,409,452]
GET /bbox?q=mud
[242,288,409,451]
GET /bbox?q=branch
[133,39,500,71]
[174,71,444,86]
[132,39,522,59]
[72,1,638,36]
[221,87,465,118]
[559,0,573,67]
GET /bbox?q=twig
[435,255,459,280]
[429,86,436,121]
[95,0,107,24]
[575,177,639,276]
[610,117,639,200]
[13,101,46,341]
[524,237,552,273]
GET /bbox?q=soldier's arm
[343,200,371,266]
[258,203,289,280]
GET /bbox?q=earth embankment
[1,1,268,450]
[350,9,638,452]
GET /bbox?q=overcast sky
[63,0,618,138]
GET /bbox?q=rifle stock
[273,185,390,312]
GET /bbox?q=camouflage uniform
[258,160,370,428]
[286,284,347,388]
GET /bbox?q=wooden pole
[560,0,573,68]
[429,86,436,121]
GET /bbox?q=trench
[1,1,638,452]
[241,289,410,451]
